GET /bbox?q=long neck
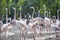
[49,11,51,18]
[32,9,35,19]
[6,9,8,23]
[14,9,16,20]
[38,10,40,17]
[57,10,59,20]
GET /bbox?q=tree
[0,0,6,20]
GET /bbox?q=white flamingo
[55,9,60,26]
[28,21,39,40]
[22,7,38,40]
[43,9,52,31]
[1,8,12,33]
[29,7,44,35]
[44,17,51,31]
[14,20,27,40]
[1,23,14,38]
[1,8,15,39]
[11,7,28,40]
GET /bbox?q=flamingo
[52,9,60,40]
[29,7,44,37]
[1,23,15,38]
[1,23,15,40]
[23,6,38,40]
[30,17,44,33]
[49,16,60,40]
[1,8,12,33]
[1,8,15,40]
[22,7,35,40]
[55,9,60,26]
[44,17,52,32]
[11,7,28,40]
[14,20,28,40]
[51,16,60,30]
[15,20,39,40]
[44,10,51,30]
[28,22,39,40]
[43,4,52,31]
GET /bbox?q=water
[1,25,60,40]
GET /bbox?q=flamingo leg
[23,30,26,40]
[4,32,6,40]
[23,33,25,40]
[33,31,35,40]
[20,30,21,40]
